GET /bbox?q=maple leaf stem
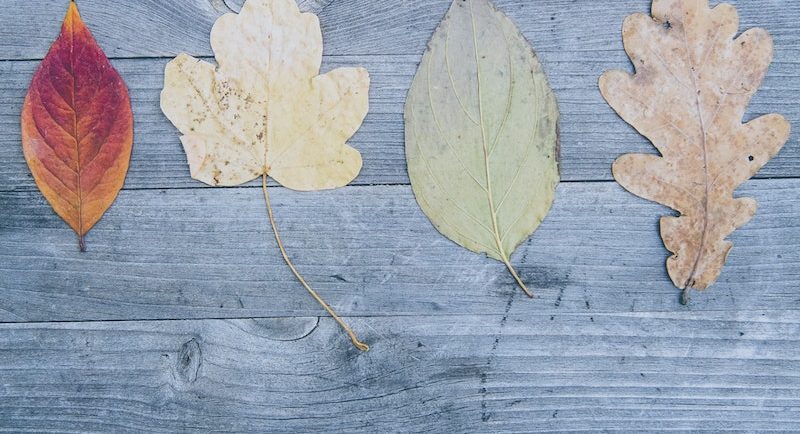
[261,175,369,352]
[78,235,86,252]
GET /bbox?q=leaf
[405,0,560,297]
[599,0,790,299]
[161,0,367,191]
[160,0,370,350]
[21,1,133,251]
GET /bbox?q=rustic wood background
[1,0,798,431]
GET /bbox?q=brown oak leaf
[599,0,790,300]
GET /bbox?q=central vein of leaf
[67,15,84,246]
[263,22,273,172]
[469,1,531,297]
[682,24,711,289]
[469,2,503,259]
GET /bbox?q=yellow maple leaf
[161,0,370,350]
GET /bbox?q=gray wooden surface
[0,0,797,432]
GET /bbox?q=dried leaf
[600,0,790,298]
[405,0,560,297]
[161,0,367,190]
[160,0,369,350]
[21,1,133,251]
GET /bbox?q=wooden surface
[0,0,797,432]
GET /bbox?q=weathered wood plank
[1,51,797,191]
[224,0,334,14]
[1,312,799,432]
[2,0,797,60]
[1,180,797,322]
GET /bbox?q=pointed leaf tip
[64,0,81,29]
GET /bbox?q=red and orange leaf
[21,1,133,251]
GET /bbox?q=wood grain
[0,180,796,322]
[1,312,799,432]
[2,0,797,60]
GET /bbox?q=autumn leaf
[160,0,369,350]
[21,1,134,251]
[405,0,560,297]
[600,0,790,301]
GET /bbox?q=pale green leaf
[404,0,560,295]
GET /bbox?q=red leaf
[21,1,133,251]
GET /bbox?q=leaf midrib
[679,17,712,289]
[469,0,511,262]
[67,11,84,237]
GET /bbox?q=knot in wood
[176,338,202,384]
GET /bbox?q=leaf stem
[501,256,533,298]
[79,235,86,252]
[680,287,691,305]
[261,175,369,352]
